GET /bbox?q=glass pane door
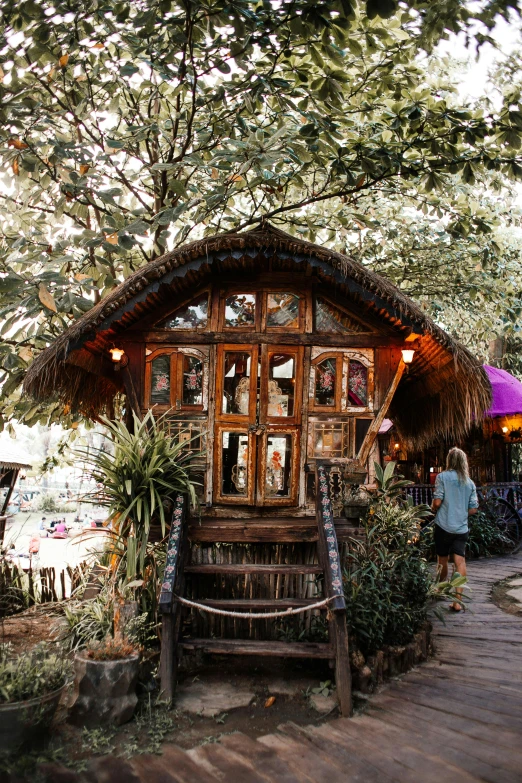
[213,344,302,507]
[257,427,300,506]
[213,425,256,505]
[216,344,258,421]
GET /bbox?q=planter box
[68,653,139,727]
[343,501,369,521]
[0,683,67,753]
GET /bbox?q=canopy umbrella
[484,365,522,418]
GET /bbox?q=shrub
[343,462,435,657]
[62,588,158,651]
[85,636,138,661]
[76,411,198,579]
[467,510,514,558]
[62,590,114,651]
[421,510,515,560]
[0,643,72,704]
[37,493,59,513]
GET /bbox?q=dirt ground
[491,572,522,616]
[0,610,370,776]
[0,606,65,654]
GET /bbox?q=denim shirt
[433,470,478,534]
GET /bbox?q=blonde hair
[446,447,469,483]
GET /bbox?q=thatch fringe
[23,224,491,447]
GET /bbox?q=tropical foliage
[77,410,197,577]
[0,643,72,703]
[71,411,196,637]
[0,1,522,426]
[344,462,463,655]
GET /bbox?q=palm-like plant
[77,411,199,577]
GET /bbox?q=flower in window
[155,373,169,391]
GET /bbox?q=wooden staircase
[159,463,352,715]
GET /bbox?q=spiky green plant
[76,410,199,577]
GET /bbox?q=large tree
[1,0,522,428]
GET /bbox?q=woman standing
[431,447,478,611]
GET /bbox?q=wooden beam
[121,365,142,422]
[357,358,406,466]
[315,462,352,716]
[122,331,420,349]
[0,469,19,542]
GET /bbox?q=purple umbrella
[484,365,522,418]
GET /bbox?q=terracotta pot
[69,653,139,727]
[0,683,67,753]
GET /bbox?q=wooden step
[179,637,334,658]
[192,598,322,609]
[184,563,322,575]
[187,516,365,543]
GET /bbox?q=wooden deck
[44,553,522,782]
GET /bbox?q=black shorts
[434,525,468,558]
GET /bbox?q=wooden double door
[213,344,304,507]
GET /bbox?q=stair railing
[314,459,352,715]
[159,493,188,702]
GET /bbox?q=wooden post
[0,469,19,543]
[357,358,406,467]
[333,610,352,716]
[121,365,142,425]
[159,495,188,702]
[315,462,352,716]
[160,612,175,703]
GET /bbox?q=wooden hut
[23,224,491,711]
[0,447,32,542]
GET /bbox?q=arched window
[348,360,368,407]
[146,349,207,411]
[150,355,171,405]
[311,354,342,411]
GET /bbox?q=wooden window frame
[314,294,373,335]
[152,288,211,332]
[215,344,259,423]
[262,292,304,333]
[218,287,306,334]
[345,354,373,413]
[219,291,261,332]
[213,424,256,505]
[257,425,300,506]
[310,353,343,413]
[261,344,303,426]
[144,347,206,412]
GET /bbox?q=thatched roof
[0,444,32,471]
[24,224,491,447]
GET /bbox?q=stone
[309,692,337,713]
[264,678,310,697]
[507,586,522,604]
[68,653,139,727]
[507,577,522,586]
[175,680,255,717]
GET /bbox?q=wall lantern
[109,346,128,369]
[502,426,509,434]
[401,349,415,365]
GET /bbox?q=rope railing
[175,594,335,619]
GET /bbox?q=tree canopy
[1,0,522,428]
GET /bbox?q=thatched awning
[0,445,32,471]
[23,224,491,448]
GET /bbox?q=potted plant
[0,643,72,753]
[68,635,140,727]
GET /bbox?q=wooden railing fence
[0,559,88,618]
